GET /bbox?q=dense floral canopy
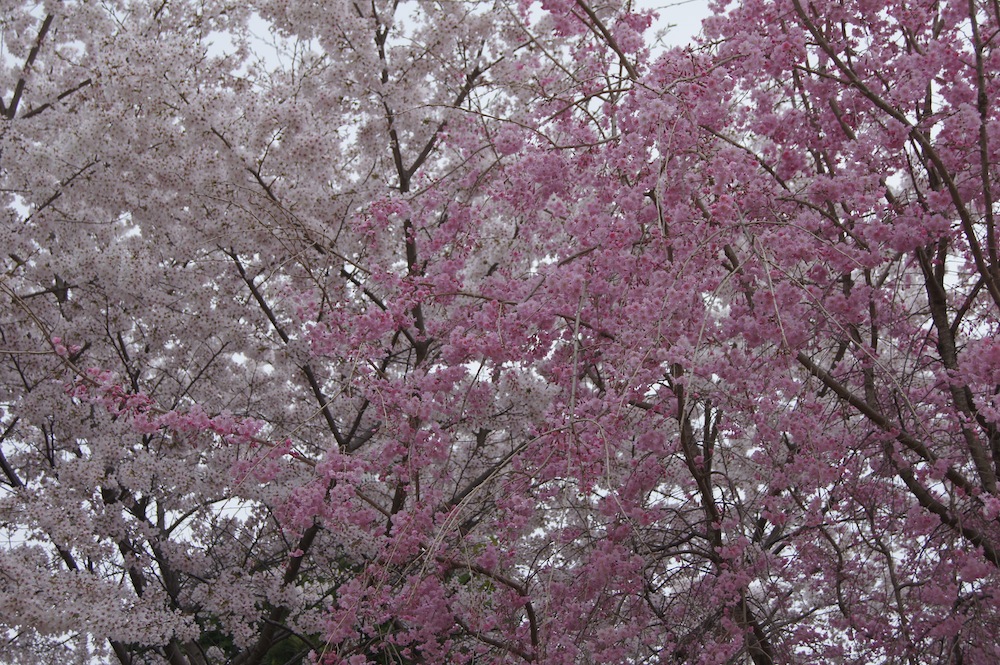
[1,0,999,662]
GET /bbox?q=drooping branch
[796,351,979,497]
[789,0,1000,310]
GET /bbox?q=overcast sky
[649,0,714,47]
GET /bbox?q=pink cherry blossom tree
[684,0,1000,659]
[2,0,999,662]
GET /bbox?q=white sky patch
[647,0,714,48]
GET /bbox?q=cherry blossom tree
[682,0,1000,659]
[2,0,999,662]
[0,0,654,662]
